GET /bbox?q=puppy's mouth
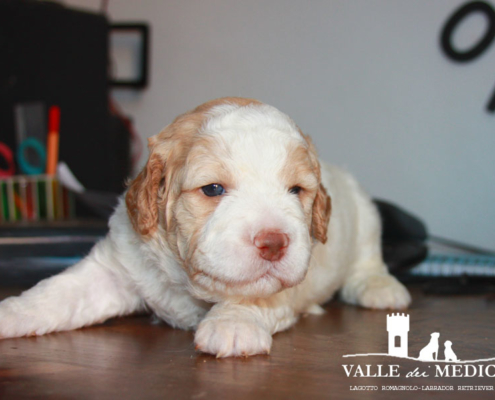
[192,268,276,287]
[187,239,310,297]
[190,262,303,292]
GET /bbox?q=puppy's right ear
[125,138,165,238]
[125,105,210,237]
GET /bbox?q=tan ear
[125,150,164,237]
[312,184,332,243]
[125,111,200,238]
[301,131,332,244]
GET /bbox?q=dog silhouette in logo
[418,332,440,361]
[444,340,458,362]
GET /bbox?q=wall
[65,0,495,250]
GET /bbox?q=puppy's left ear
[312,184,332,244]
[125,138,165,237]
[302,133,332,244]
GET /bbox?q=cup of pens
[0,103,75,223]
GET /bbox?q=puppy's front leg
[194,299,297,358]
[0,239,143,339]
[340,261,411,310]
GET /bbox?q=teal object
[17,137,46,175]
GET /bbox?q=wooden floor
[1,285,495,399]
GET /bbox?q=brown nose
[254,231,290,262]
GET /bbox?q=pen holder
[0,175,75,223]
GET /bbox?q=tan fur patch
[312,184,332,243]
[300,132,332,243]
[125,97,260,240]
[278,130,331,243]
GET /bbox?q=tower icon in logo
[387,313,409,357]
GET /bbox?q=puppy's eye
[201,184,226,197]
[289,186,302,195]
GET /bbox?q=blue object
[17,137,46,175]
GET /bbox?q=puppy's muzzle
[254,231,290,262]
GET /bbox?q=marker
[46,105,60,176]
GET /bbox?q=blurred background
[1,0,494,286]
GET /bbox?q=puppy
[444,340,458,362]
[419,332,440,361]
[0,97,410,357]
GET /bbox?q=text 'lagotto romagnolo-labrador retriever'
[0,98,411,357]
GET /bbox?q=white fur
[0,100,410,357]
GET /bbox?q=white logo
[342,314,495,391]
[344,313,495,363]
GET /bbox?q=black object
[440,1,495,112]
[440,1,495,62]
[74,190,120,219]
[110,24,149,88]
[422,276,495,295]
[0,225,107,259]
[0,222,108,286]
[374,199,429,274]
[0,0,130,194]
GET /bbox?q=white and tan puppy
[0,98,410,357]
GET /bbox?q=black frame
[109,23,149,88]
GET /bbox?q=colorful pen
[46,105,60,176]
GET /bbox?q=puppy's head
[126,98,331,300]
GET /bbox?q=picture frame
[109,23,149,88]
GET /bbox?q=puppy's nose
[254,231,289,262]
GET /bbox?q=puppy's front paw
[0,298,32,339]
[342,274,411,310]
[194,317,272,358]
